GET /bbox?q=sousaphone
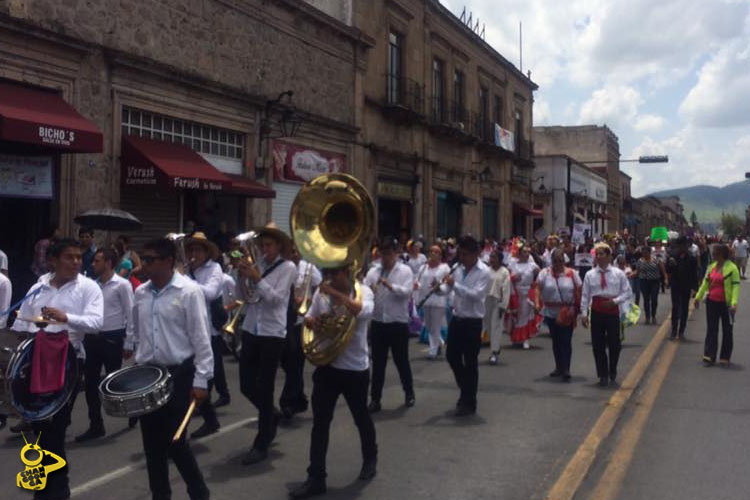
[290,173,375,366]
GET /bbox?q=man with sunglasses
[125,238,213,500]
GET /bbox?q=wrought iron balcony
[385,74,424,120]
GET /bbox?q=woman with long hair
[507,243,541,349]
[633,245,666,324]
[414,244,451,360]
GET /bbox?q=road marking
[70,416,258,497]
[543,314,675,500]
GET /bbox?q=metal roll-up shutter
[271,182,301,235]
[120,190,179,249]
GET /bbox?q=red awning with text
[122,136,232,192]
[0,81,103,153]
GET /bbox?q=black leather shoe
[405,393,415,408]
[454,405,475,417]
[289,478,327,499]
[191,422,219,439]
[10,420,32,434]
[281,405,295,420]
[561,373,572,382]
[358,459,377,480]
[128,417,138,429]
[598,377,609,387]
[549,370,562,378]
[75,425,106,442]
[241,447,268,466]
[367,400,381,414]
[213,395,231,408]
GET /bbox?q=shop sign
[124,165,157,186]
[0,154,54,199]
[272,140,345,184]
[377,181,412,201]
[38,126,76,148]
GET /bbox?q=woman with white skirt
[414,244,452,359]
[485,251,511,364]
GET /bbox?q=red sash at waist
[30,330,69,394]
[592,296,618,316]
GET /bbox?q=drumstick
[172,399,197,443]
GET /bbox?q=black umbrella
[74,208,143,231]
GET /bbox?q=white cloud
[578,85,642,127]
[634,114,666,133]
[534,98,552,125]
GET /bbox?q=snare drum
[99,365,172,418]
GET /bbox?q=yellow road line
[543,315,673,500]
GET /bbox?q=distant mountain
[649,181,750,224]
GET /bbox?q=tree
[719,213,744,239]
[690,210,698,228]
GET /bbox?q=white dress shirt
[414,262,451,308]
[0,272,11,328]
[97,273,134,334]
[488,266,512,309]
[404,253,427,275]
[239,257,298,338]
[537,267,582,318]
[363,261,413,323]
[189,259,224,336]
[580,265,632,316]
[305,284,374,371]
[295,259,323,326]
[451,260,491,319]
[131,272,214,389]
[12,273,104,358]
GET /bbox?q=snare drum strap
[30,330,69,394]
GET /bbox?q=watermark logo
[16,433,66,491]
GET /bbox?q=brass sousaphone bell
[290,173,375,366]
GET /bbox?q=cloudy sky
[441,0,750,196]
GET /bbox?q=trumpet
[235,231,262,304]
[222,300,245,335]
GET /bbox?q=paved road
[2,291,678,500]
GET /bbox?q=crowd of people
[0,224,744,500]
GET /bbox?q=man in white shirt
[12,238,104,500]
[76,248,134,442]
[125,238,212,500]
[0,271,10,328]
[581,243,632,387]
[280,247,322,420]
[290,265,378,499]
[185,232,226,438]
[444,236,491,416]
[364,237,415,413]
[485,251,511,365]
[732,235,749,279]
[236,222,297,465]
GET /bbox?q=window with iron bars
[121,106,244,161]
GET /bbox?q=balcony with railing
[514,138,535,168]
[383,74,424,123]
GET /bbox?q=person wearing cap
[581,243,632,387]
[236,222,297,465]
[666,236,699,340]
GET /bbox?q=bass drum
[5,337,80,422]
[99,365,172,418]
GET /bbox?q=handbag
[553,270,576,327]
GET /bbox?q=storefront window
[482,198,498,239]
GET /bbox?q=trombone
[222,300,245,335]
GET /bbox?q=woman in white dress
[414,244,451,359]
[507,244,541,349]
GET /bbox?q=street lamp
[256,90,302,179]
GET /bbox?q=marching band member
[125,238,212,500]
[12,238,104,500]
[280,246,322,420]
[581,243,632,387]
[289,264,377,499]
[485,250,511,365]
[413,244,451,360]
[364,236,415,413]
[184,232,226,438]
[76,248,134,442]
[236,222,297,465]
[444,236,490,416]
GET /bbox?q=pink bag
[30,330,69,394]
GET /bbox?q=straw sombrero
[184,232,220,261]
[255,222,292,254]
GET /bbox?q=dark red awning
[225,174,275,198]
[0,81,103,153]
[514,204,543,217]
[121,136,232,192]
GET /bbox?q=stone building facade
[353,0,537,243]
[0,0,369,297]
[534,125,622,233]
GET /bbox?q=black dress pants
[705,299,733,361]
[140,359,209,500]
[198,335,226,428]
[545,317,574,375]
[640,279,660,320]
[31,360,82,500]
[591,310,621,380]
[83,331,124,427]
[369,321,413,402]
[239,331,285,451]
[280,323,308,411]
[670,287,692,336]
[307,366,377,480]
[446,317,483,410]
